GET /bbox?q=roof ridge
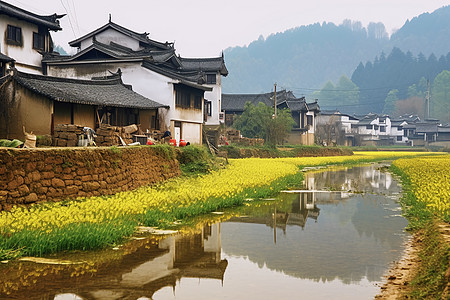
[14,70,120,86]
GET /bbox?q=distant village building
[221,90,320,145]
[351,114,392,146]
[42,21,228,145]
[315,110,359,146]
[0,69,166,140]
[0,0,64,75]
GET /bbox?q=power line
[60,0,76,38]
[68,0,80,36]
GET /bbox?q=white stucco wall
[48,62,205,144]
[0,15,49,74]
[204,74,222,126]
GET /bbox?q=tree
[383,89,399,115]
[233,102,295,145]
[233,102,269,139]
[265,109,296,145]
[431,70,450,123]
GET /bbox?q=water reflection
[0,223,226,299]
[221,164,407,289]
[0,164,408,300]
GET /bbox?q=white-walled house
[43,21,227,145]
[179,56,228,127]
[352,114,392,146]
[390,120,408,144]
[0,1,63,75]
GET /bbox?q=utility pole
[426,79,430,119]
[274,83,277,118]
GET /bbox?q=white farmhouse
[43,21,227,145]
[352,114,392,146]
[0,1,63,75]
[390,119,408,144]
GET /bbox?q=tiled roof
[438,126,450,133]
[0,51,14,62]
[306,101,320,112]
[141,61,212,91]
[222,90,298,112]
[415,122,438,133]
[0,1,63,31]
[69,21,172,50]
[180,56,228,76]
[10,70,167,109]
[391,120,406,127]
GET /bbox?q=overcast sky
[5,0,450,57]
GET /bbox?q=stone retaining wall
[0,146,180,211]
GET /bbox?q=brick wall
[0,146,180,211]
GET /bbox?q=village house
[221,90,320,145]
[42,20,227,145]
[350,114,392,146]
[315,110,359,146]
[0,0,64,75]
[0,68,167,141]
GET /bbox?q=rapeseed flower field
[393,155,450,220]
[0,150,444,259]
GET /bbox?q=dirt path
[375,222,450,299]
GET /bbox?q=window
[397,136,403,141]
[194,95,202,109]
[306,115,313,126]
[175,84,202,110]
[380,126,386,132]
[176,90,190,108]
[7,25,22,46]
[204,100,212,116]
[33,32,45,50]
[366,125,372,130]
[206,74,216,84]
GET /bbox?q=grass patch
[410,222,450,299]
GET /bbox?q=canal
[0,163,409,299]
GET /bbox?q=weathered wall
[0,146,180,211]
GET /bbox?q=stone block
[25,193,38,203]
[51,178,65,188]
[42,171,55,179]
[66,185,79,195]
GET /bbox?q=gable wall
[79,28,140,51]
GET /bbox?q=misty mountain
[222,5,450,99]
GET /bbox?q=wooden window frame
[33,32,45,51]
[6,25,22,46]
[206,74,216,84]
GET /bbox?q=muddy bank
[376,222,450,299]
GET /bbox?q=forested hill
[222,5,450,96]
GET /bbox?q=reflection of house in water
[0,223,226,300]
[229,191,320,241]
[304,164,395,196]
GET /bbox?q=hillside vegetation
[223,5,450,117]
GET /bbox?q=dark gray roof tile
[180,56,228,76]
[12,71,167,109]
[69,22,172,50]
